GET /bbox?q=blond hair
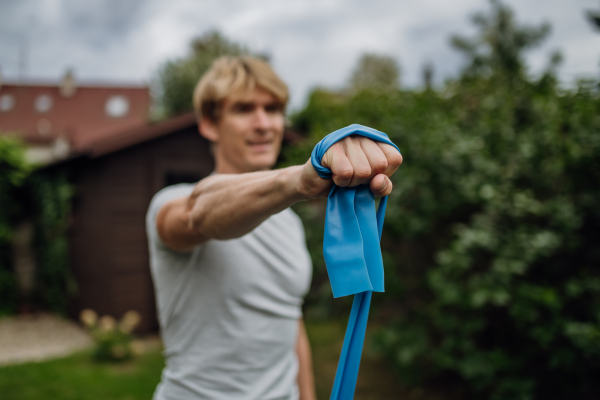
[193,56,289,121]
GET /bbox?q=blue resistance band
[311,124,400,400]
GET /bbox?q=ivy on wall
[0,136,31,315]
[28,170,76,315]
[0,135,75,316]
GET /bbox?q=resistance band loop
[311,124,400,400]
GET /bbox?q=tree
[289,1,600,399]
[155,31,265,118]
[348,53,400,93]
[586,5,600,83]
[587,7,600,30]
[451,0,551,79]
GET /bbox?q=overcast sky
[1,0,599,110]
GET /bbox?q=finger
[376,142,403,177]
[325,143,354,187]
[343,136,371,186]
[370,174,393,198]
[359,138,388,178]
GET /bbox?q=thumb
[370,174,392,197]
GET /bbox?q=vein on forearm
[188,166,303,240]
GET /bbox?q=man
[146,56,402,400]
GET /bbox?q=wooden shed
[42,112,302,333]
[62,113,213,332]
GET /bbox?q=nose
[253,107,273,131]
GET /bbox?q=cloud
[0,0,598,109]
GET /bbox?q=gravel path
[0,313,93,366]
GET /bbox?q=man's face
[203,88,285,174]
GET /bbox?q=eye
[265,103,283,114]
[231,103,254,113]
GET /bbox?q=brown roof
[89,112,198,157]
[87,112,303,158]
[0,83,150,151]
[29,108,305,168]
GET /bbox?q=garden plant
[284,1,600,399]
[80,309,142,362]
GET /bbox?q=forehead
[224,87,280,105]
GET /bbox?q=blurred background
[1,0,600,399]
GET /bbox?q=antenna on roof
[18,38,28,81]
[61,68,77,98]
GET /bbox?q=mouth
[246,139,274,152]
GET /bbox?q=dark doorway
[164,171,202,187]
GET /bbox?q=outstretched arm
[156,136,402,251]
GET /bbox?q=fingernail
[379,178,387,191]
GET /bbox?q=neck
[213,154,262,175]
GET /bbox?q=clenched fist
[297,135,403,199]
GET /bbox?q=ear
[198,117,220,143]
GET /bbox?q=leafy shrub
[28,170,76,314]
[287,1,600,398]
[0,135,75,316]
[0,136,31,315]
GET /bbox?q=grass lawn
[0,350,164,400]
[308,319,443,400]
[0,320,447,400]
[308,319,407,399]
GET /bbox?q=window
[0,94,15,112]
[35,94,53,113]
[105,95,129,118]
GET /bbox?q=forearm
[157,136,401,251]
[296,319,317,400]
[188,165,306,240]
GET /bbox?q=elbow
[187,206,210,240]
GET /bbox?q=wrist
[276,165,310,204]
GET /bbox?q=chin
[247,155,278,171]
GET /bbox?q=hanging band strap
[311,124,400,400]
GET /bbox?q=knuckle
[334,177,350,187]
[337,168,354,180]
[388,152,403,168]
[355,166,371,179]
[373,158,388,174]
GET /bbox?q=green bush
[28,170,76,314]
[0,136,31,315]
[288,1,600,398]
[0,135,76,315]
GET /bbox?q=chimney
[60,68,77,98]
